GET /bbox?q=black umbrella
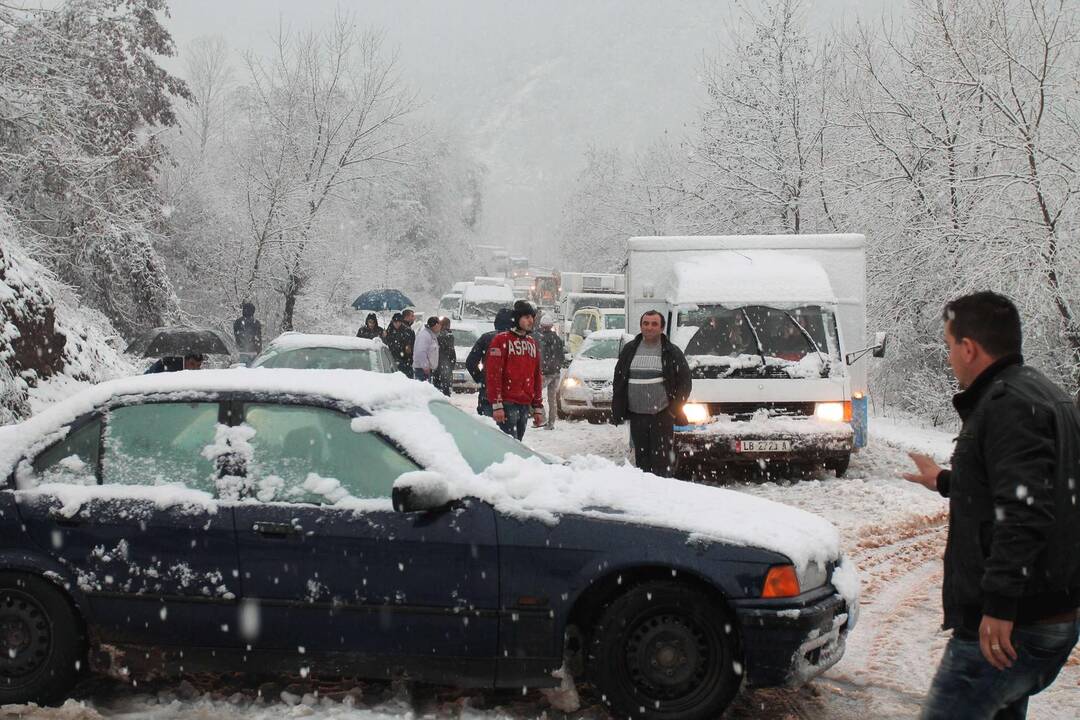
[351,289,414,311]
[127,327,233,358]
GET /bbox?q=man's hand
[492,409,506,424]
[979,615,1017,670]
[902,452,942,491]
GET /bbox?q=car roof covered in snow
[668,251,837,306]
[264,332,385,352]
[0,369,441,476]
[582,329,633,342]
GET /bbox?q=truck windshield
[462,300,507,320]
[569,295,623,316]
[677,305,840,379]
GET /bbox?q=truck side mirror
[872,332,888,358]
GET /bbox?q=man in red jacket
[486,300,544,439]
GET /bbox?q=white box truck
[626,234,884,477]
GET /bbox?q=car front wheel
[0,573,85,706]
[589,581,741,720]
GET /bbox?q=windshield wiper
[740,308,768,371]
[784,312,830,377]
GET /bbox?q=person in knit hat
[485,300,544,439]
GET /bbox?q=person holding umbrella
[145,354,204,374]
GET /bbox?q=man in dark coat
[356,313,384,340]
[145,354,204,374]
[434,317,456,396]
[611,310,692,477]
[384,311,416,377]
[536,317,566,428]
[233,302,262,361]
[904,291,1080,719]
[465,307,513,416]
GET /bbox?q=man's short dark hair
[640,310,665,329]
[402,308,415,318]
[943,291,1022,358]
[425,316,440,328]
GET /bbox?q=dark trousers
[497,402,531,441]
[921,618,1079,719]
[629,410,676,477]
[476,388,492,417]
[397,362,414,379]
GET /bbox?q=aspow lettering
[506,338,537,358]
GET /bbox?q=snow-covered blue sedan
[0,370,857,719]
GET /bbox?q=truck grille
[705,402,816,420]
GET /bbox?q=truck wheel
[0,573,85,706]
[829,453,852,478]
[589,581,741,720]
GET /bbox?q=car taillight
[761,564,801,598]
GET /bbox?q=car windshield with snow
[250,333,396,372]
[0,369,855,719]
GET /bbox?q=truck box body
[626,234,869,472]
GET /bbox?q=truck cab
[627,235,882,478]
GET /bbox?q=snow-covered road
[6,394,1078,719]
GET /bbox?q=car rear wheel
[589,581,741,720]
[0,573,84,706]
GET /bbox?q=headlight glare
[815,402,846,423]
[683,403,710,424]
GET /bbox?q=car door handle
[48,509,82,527]
[252,521,301,538]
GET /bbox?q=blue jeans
[496,402,530,440]
[413,368,432,382]
[921,618,1079,719]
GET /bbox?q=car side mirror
[872,331,888,358]
[392,471,452,513]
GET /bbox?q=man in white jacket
[412,316,442,382]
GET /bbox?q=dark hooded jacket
[233,304,262,354]
[934,355,1080,634]
[538,328,565,376]
[611,333,692,426]
[465,308,514,392]
[384,317,415,370]
[356,313,384,340]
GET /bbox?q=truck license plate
[735,440,792,453]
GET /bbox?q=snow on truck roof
[629,233,865,251]
[0,371,844,574]
[667,251,838,306]
[463,284,515,302]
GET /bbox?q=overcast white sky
[164,0,891,263]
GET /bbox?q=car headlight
[682,402,710,424]
[562,377,580,388]
[798,560,827,591]
[814,402,846,423]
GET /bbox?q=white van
[626,234,884,477]
[457,282,515,323]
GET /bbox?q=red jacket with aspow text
[485,330,543,410]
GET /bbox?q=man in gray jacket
[412,316,442,382]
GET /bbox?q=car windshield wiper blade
[783,312,829,376]
[740,308,767,369]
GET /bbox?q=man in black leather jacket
[465,307,513,416]
[904,291,1080,719]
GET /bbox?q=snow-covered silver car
[558,330,633,420]
[250,333,396,372]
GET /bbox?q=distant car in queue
[250,333,396,372]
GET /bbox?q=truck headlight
[814,402,846,423]
[562,377,580,388]
[682,403,710,424]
